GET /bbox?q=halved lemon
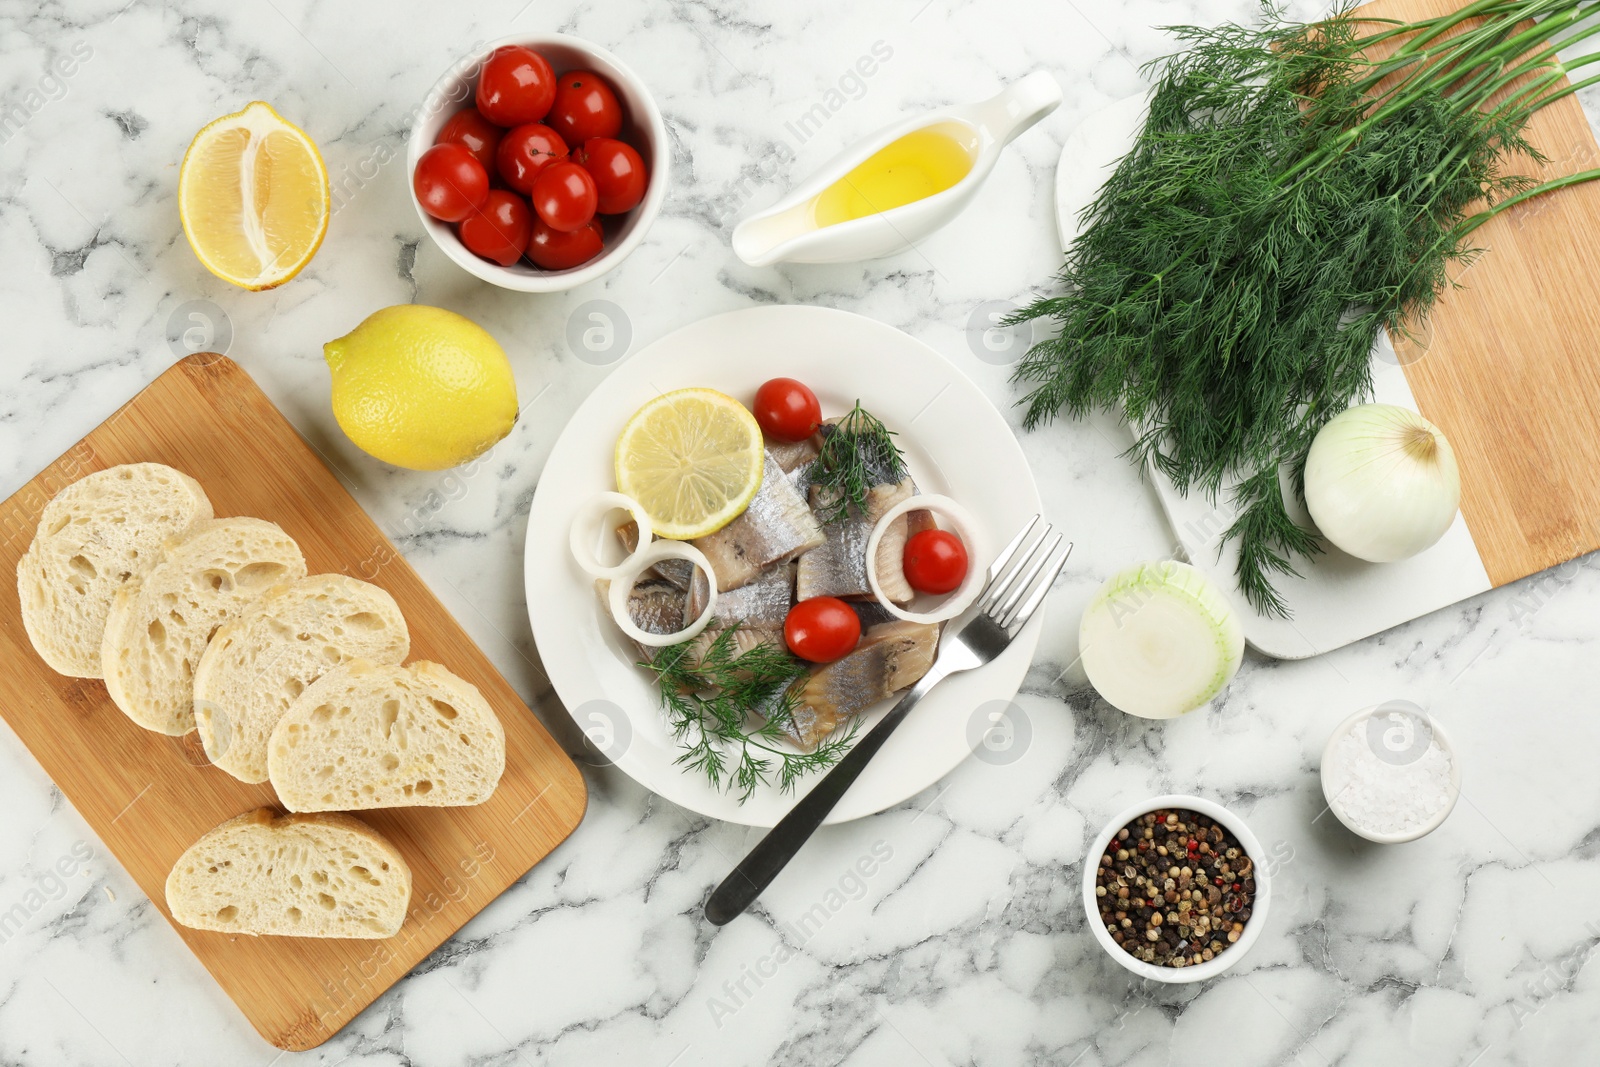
[615,388,765,540]
[178,101,329,290]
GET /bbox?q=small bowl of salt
[1319,700,1460,844]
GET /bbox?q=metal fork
[704,515,1072,926]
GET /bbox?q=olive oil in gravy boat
[731,71,1062,267]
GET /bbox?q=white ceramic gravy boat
[731,70,1062,267]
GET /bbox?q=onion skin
[1304,404,1460,563]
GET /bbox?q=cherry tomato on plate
[784,597,861,663]
[753,378,822,442]
[903,529,969,595]
[476,46,556,126]
[496,123,568,195]
[413,143,489,223]
[531,161,598,232]
[527,217,604,270]
[547,71,623,144]
[458,190,533,267]
[574,137,648,215]
[436,107,502,172]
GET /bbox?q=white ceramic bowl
[1319,703,1461,844]
[406,33,669,292]
[1082,794,1271,984]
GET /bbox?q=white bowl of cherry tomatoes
[407,34,667,291]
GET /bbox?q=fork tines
[976,515,1072,632]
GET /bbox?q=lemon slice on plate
[179,101,329,290]
[615,388,765,539]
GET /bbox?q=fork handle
[704,666,948,926]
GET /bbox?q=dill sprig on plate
[1007,1,1600,615]
[808,401,908,525]
[641,625,862,801]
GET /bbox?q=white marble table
[3,1,1597,1063]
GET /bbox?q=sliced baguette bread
[165,808,411,938]
[269,659,506,811]
[193,574,410,784]
[102,518,307,735]
[17,463,213,678]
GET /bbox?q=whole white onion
[1303,404,1460,563]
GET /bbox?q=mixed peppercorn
[1094,808,1255,968]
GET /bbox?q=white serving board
[1053,96,1491,659]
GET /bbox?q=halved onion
[864,494,987,624]
[1078,561,1242,719]
[570,491,655,580]
[607,540,719,648]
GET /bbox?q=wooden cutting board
[0,354,587,1050]
[1366,0,1600,586]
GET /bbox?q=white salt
[1323,709,1455,836]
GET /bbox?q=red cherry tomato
[903,529,969,595]
[527,217,604,270]
[436,108,502,172]
[547,71,623,145]
[574,137,648,215]
[531,161,598,232]
[458,190,533,267]
[753,378,822,442]
[475,46,556,126]
[495,123,568,195]
[784,597,862,663]
[412,143,489,223]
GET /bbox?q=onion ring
[570,492,655,581]
[608,540,719,648]
[864,494,987,624]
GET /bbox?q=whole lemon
[324,305,518,471]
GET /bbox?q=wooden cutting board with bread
[0,354,587,1051]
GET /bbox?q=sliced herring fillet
[796,480,917,602]
[768,431,824,476]
[686,560,794,631]
[781,620,941,749]
[616,521,695,591]
[692,452,824,591]
[685,625,786,666]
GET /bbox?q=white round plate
[524,305,1044,826]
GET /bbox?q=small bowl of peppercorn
[1082,794,1270,983]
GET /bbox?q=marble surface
[2,0,1598,1063]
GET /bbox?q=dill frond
[642,625,850,801]
[808,401,908,524]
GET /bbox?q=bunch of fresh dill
[1010,0,1600,614]
[642,626,861,800]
